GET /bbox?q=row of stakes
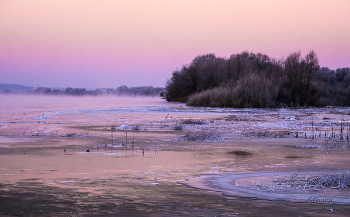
[23,131,160,155]
[295,121,350,141]
[67,131,155,156]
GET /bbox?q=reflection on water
[0,95,172,116]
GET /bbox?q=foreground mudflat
[0,95,349,216]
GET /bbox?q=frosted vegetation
[164,51,350,108]
[175,130,223,142]
[272,170,350,191]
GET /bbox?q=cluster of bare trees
[33,86,165,97]
[0,83,34,94]
[165,51,350,107]
[115,85,165,96]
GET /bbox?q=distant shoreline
[0,84,165,97]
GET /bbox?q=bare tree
[281,50,319,106]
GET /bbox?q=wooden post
[340,120,343,140]
[126,131,128,146]
[347,122,349,141]
[332,126,334,138]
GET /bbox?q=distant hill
[0,83,34,93]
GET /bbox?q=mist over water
[0,95,170,116]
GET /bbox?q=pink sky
[0,0,349,89]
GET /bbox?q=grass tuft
[180,119,205,125]
[175,130,223,142]
[173,122,184,130]
[132,125,141,131]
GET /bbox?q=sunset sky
[0,0,349,89]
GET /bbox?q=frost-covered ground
[5,102,348,141]
[0,95,350,216]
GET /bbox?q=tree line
[32,85,165,97]
[164,51,350,107]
